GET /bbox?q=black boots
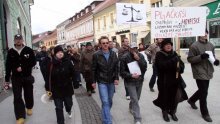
[162,110,179,122]
[169,111,178,121]
[202,115,212,122]
[162,111,170,122]
[187,100,198,109]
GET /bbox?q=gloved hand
[201,53,209,59]
[214,59,219,66]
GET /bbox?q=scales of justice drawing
[122,5,143,22]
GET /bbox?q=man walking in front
[92,36,119,124]
[120,42,147,124]
[4,34,36,124]
[187,30,219,122]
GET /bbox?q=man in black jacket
[120,42,147,124]
[92,36,119,124]
[4,34,36,124]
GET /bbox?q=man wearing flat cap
[4,34,36,124]
[80,42,96,96]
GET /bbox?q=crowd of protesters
[3,32,219,124]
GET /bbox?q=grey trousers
[125,81,143,122]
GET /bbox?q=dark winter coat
[153,50,187,111]
[187,40,215,80]
[36,51,47,67]
[44,57,74,98]
[5,46,36,82]
[120,52,147,83]
[70,53,80,71]
[92,50,119,84]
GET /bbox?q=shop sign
[205,1,220,19]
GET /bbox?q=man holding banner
[187,29,219,122]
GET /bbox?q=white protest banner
[116,3,146,25]
[151,7,207,38]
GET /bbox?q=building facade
[65,1,103,48]
[56,18,72,46]
[93,0,172,46]
[0,0,34,85]
[42,30,57,49]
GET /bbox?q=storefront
[205,1,220,48]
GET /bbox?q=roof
[93,0,118,14]
[32,30,55,44]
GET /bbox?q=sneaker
[150,88,155,92]
[126,96,130,100]
[26,109,33,116]
[68,112,72,118]
[87,91,92,96]
[187,100,198,109]
[16,118,25,124]
[202,115,212,122]
[135,121,141,124]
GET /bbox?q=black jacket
[44,57,74,98]
[92,50,119,84]
[120,52,147,83]
[36,51,47,67]
[153,50,187,110]
[5,46,36,82]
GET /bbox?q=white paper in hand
[205,51,215,64]
[127,61,142,75]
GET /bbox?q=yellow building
[94,0,151,47]
[42,30,57,49]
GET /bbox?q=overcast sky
[31,0,94,35]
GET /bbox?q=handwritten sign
[151,7,207,38]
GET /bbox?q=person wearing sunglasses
[92,36,119,124]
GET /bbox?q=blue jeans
[98,83,115,124]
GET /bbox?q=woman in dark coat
[153,38,188,122]
[44,45,74,124]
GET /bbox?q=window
[151,1,162,7]
[86,8,89,13]
[24,27,26,40]
[209,20,220,48]
[91,4,95,10]
[17,18,21,34]
[110,13,114,25]
[103,16,106,28]
[98,18,100,30]
[139,0,144,4]
[180,37,196,48]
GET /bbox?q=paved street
[0,63,220,124]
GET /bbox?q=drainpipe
[0,0,5,91]
[0,0,6,50]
